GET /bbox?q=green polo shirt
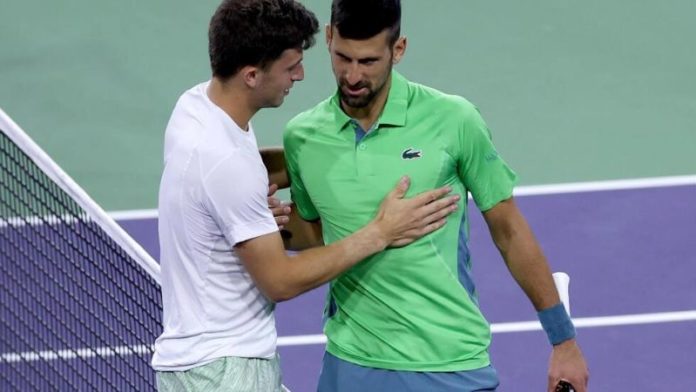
[283,71,517,371]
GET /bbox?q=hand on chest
[300,133,458,210]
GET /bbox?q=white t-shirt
[152,81,279,371]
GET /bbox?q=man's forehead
[330,27,391,53]
[274,48,303,65]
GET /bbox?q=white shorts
[156,354,289,392]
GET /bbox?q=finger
[547,376,565,392]
[275,216,289,226]
[388,176,410,199]
[413,218,447,237]
[270,204,291,217]
[390,216,447,247]
[411,185,452,205]
[401,217,447,239]
[420,202,458,225]
[415,194,460,220]
[268,196,281,208]
[268,183,279,197]
[568,378,586,392]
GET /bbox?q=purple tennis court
[116,179,696,391]
[2,0,695,389]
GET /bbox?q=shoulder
[401,78,489,144]
[166,83,216,139]
[170,82,210,118]
[163,84,210,159]
[284,96,334,144]
[165,83,253,165]
[407,80,479,119]
[287,97,334,129]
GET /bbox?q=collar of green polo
[330,70,409,132]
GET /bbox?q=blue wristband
[537,303,576,345]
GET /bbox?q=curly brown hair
[208,0,319,80]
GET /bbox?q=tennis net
[0,108,162,391]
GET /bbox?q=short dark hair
[208,0,319,79]
[330,0,401,45]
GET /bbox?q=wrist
[364,221,390,251]
[538,303,576,345]
[552,337,577,350]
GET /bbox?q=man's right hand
[372,176,460,247]
[236,176,458,302]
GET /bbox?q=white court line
[3,310,694,362]
[276,310,696,346]
[0,213,88,228]
[513,174,696,196]
[108,174,696,221]
[1,344,152,364]
[109,209,159,221]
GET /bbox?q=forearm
[485,199,560,311]
[242,176,457,302]
[282,209,324,250]
[260,146,289,188]
[271,222,387,301]
[484,199,587,389]
[497,225,560,311]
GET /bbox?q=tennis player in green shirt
[282,1,589,391]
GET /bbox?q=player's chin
[278,90,291,102]
[266,96,285,108]
[339,91,370,108]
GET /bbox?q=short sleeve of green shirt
[456,104,518,211]
[283,126,320,221]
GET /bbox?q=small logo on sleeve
[485,151,499,162]
[401,148,422,160]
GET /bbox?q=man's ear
[392,36,407,64]
[240,65,260,88]
[325,24,333,50]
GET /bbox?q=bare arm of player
[483,197,589,392]
[260,146,289,188]
[261,146,324,249]
[281,208,324,249]
[268,194,324,250]
[236,177,459,302]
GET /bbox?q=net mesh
[0,124,162,390]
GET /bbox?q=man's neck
[341,76,392,132]
[207,77,256,131]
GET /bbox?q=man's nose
[292,64,305,82]
[344,63,362,86]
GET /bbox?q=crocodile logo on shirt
[401,148,422,160]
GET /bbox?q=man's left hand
[548,339,589,392]
[268,183,291,229]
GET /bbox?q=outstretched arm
[483,197,589,392]
[237,177,459,302]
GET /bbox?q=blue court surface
[113,177,695,391]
